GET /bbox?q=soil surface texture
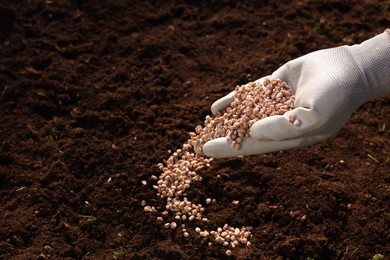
[0,1,389,259]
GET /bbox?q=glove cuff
[349,31,390,101]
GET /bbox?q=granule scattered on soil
[144,78,295,254]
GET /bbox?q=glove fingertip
[202,138,225,158]
[210,103,221,115]
[210,91,235,115]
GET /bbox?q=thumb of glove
[250,107,319,141]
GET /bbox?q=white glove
[203,30,390,158]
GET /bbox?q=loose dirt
[0,1,389,259]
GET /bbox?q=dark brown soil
[0,1,389,259]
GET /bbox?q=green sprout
[337,245,358,259]
[79,215,97,222]
[372,254,385,260]
[380,1,390,12]
[313,22,321,32]
[1,85,8,98]
[378,123,386,133]
[35,91,48,97]
[39,245,52,258]
[113,248,127,259]
[46,134,58,142]
[367,154,380,164]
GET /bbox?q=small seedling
[378,123,386,133]
[313,22,322,32]
[367,153,380,164]
[1,85,8,98]
[372,254,385,260]
[79,215,97,222]
[46,134,58,142]
[35,90,48,97]
[113,248,127,259]
[39,245,52,258]
[337,244,358,259]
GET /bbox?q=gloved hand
[203,30,390,158]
